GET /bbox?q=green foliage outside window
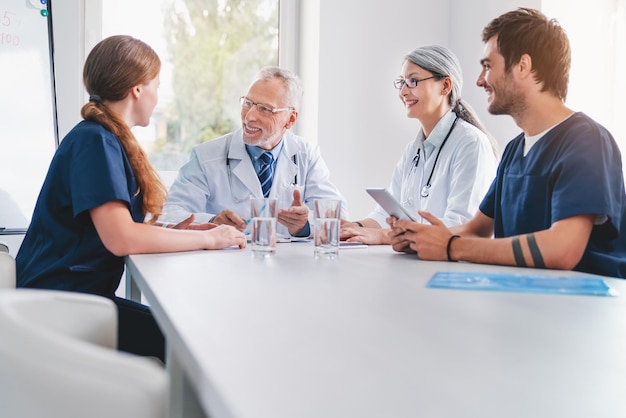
[151,0,278,170]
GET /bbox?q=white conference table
[125,242,626,418]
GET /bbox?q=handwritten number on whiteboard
[2,11,16,26]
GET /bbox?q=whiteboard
[0,0,57,231]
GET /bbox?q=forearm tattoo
[526,233,545,268]
[511,236,527,267]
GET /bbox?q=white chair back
[0,250,15,288]
[0,289,168,418]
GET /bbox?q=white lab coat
[162,129,348,236]
[368,111,498,227]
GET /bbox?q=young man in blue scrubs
[389,8,626,278]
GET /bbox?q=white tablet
[366,188,417,222]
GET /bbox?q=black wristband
[354,221,364,227]
[446,235,460,262]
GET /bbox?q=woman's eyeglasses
[393,75,443,90]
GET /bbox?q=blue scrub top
[16,121,145,297]
[480,112,626,278]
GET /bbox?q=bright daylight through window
[102,0,279,183]
[543,0,626,180]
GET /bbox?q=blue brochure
[427,272,617,297]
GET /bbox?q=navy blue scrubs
[16,120,165,360]
[480,112,626,278]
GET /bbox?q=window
[101,0,280,184]
[543,1,626,180]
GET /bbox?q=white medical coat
[162,129,347,236]
[368,111,498,227]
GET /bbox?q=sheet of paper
[339,241,368,249]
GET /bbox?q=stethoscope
[412,116,459,198]
[226,154,299,202]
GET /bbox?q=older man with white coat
[162,67,347,238]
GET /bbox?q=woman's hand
[204,225,247,249]
[340,225,390,245]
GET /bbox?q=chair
[0,289,168,418]
[0,241,15,288]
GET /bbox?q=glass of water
[313,199,341,259]
[250,197,278,257]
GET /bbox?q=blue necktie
[258,152,274,197]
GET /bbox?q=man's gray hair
[256,66,303,109]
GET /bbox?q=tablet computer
[366,188,417,221]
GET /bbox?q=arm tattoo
[526,233,545,268]
[512,236,527,267]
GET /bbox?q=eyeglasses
[393,75,442,90]
[240,97,294,115]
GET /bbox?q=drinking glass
[250,197,278,257]
[313,199,341,259]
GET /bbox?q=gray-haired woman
[342,45,498,245]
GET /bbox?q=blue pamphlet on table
[427,272,617,297]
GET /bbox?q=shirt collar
[523,113,575,156]
[246,139,284,163]
[420,110,457,159]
